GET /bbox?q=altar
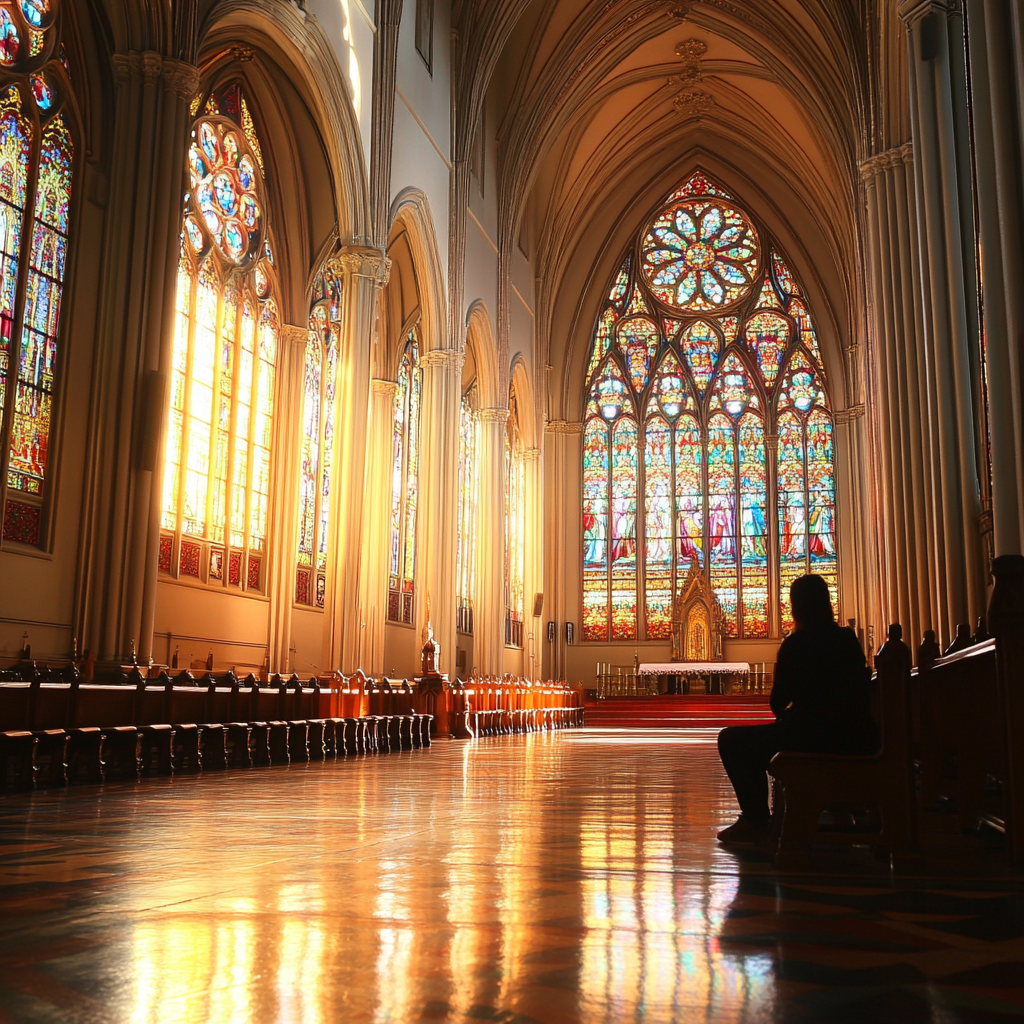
[638,661,750,695]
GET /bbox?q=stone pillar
[267,326,309,674]
[899,0,985,641]
[76,52,198,665]
[965,1,1024,558]
[321,247,390,674]
[523,446,541,680]
[475,408,508,674]
[358,379,399,675]
[417,349,464,678]
[543,420,582,680]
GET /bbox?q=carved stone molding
[479,408,510,425]
[331,246,392,286]
[112,52,199,99]
[834,404,866,424]
[859,143,914,180]
[281,324,309,347]
[229,45,256,64]
[667,1,694,18]
[371,379,399,398]
[545,419,583,435]
[420,349,466,372]
[673,88,715,120]
[897,0,962,26]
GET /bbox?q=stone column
[267,326,309,674]
[76,53,198,665]
[899,0,985,641]
[321,247,390,674]
[523,446,541,680]
[475,408,508,674]
[358,379,399,675]
[965,1,1024,558]
[417,348,464,678]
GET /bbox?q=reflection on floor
[1,729,1023,1023]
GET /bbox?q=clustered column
[358,379,399,676]
[897,0,986,642]
[965,0,1024,559]
[321,247,391,675]
[266,325,310,674]
[417,348,465,678]
[475,408,509,675]
[78,52,198,666]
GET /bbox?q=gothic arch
[465,300,501,409]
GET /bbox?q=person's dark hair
[789,574,834,629]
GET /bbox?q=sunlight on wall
[338,0,361,125]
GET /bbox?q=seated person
[716,573,879,845]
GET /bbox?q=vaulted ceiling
[459,0,907,417]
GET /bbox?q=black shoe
[717,816,772,846]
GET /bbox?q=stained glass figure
[744,311,788,388]
[388,330,420,624]
[617,316,659,392]
[295,276,341,606]
[159,85,277,591]
[0,14,75,545]
[644,416,673,638]
[581,170,837,641]
[680,320,719,396]
[641,198,759,310]
[457,391,477,633]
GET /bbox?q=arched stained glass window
[295,267,341,608]
[456,389,477,634]
[505,385,526,648]
[0,1,73,548]
[388,329,420,624]
[582,171,837,641]
[160,83,278,593]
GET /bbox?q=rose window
[186,117,263,266]
[640,199,759,311]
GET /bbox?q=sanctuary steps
[584,694,773,729]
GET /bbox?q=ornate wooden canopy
[671,560,726,662]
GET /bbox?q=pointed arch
[580,169,837,639]
[159,82,279,594]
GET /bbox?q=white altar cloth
[638,661,750,676]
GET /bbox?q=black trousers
[717,721,878,821]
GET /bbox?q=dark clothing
[718,624,879,821]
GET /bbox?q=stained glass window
[295,267,341,607]
[505,386,526,648]
[160,84,278,593]
[388,329,420,624]
[0,1,73,548]
[456,390,477,634]
[582,171,836,640]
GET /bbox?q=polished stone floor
[2,729,1024,1023]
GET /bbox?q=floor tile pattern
[1,729,1023,1023]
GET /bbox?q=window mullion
[223,294,241,585]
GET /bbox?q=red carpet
[584,695,774,729]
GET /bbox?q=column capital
[766,433,780,453]
[479,407,510,425]
[281,324,309,347]
[545,419,583,435]
[859,142,914,181]
[419,348,465,372]
[371,378,399,398]
[834,404,866,424]
[523,447,541,462]
[898,0,961,27]
[331,246,392,285]
[112,52,199,97]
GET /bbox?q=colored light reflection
[119,735,775,1023]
